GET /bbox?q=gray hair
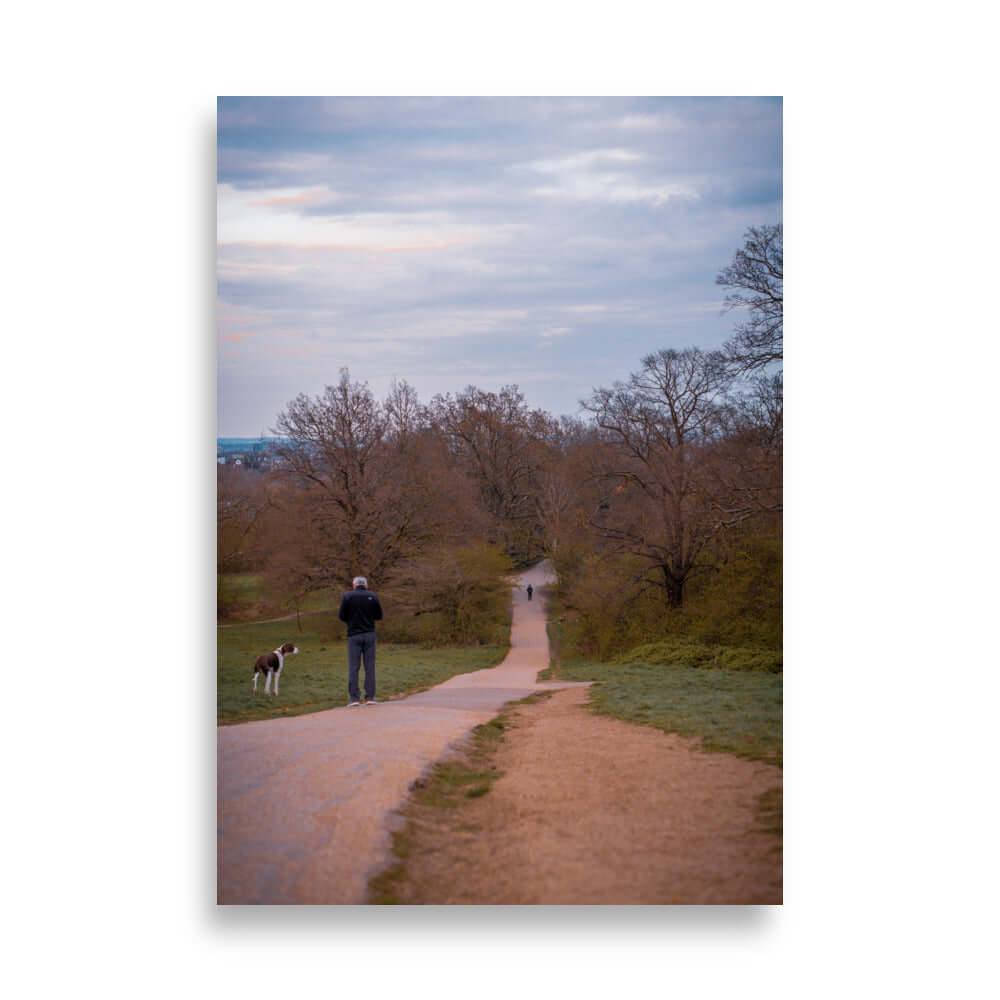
[352,576,367,588]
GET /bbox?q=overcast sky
[217,96,781,436]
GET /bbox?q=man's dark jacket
[338,587,384,636]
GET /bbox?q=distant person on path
[338,576,383,706]
[526,584,533,601]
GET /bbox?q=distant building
[216,437,289,471]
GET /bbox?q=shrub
[380,543,515,646]
[617,638,782,673]
[550,526,782,661]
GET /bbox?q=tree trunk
[663,568,684,608]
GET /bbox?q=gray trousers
[347,631,376,701]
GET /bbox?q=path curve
[219,611,302,628]
[217,561,586,904]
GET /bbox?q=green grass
[618,638,782,673]
[218,612,509,725]
[217,573,335,623]
[540,621,781,766]
[218,572,265,608]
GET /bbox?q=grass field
[218,612,509,725]
[541,626,782,766]
[218,573,333,623]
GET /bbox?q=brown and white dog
[252,642,299,695]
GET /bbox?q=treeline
[218,374,567,643]
[218,225,782,660]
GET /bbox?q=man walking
[338,576,383,706]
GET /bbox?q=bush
[617,638,782,673]
[678,529,782,649]
[549,551,663,659]
[550,526,782,661]
[380,543,515,646]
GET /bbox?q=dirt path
[218,611,302,628]
[217,562,585,904]
[219,563,780,905]
[380,687,782,904]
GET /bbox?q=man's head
[352,576,367,589]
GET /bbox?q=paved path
[217,561,586,904]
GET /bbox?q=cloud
[524,148,644,174]
[221,238,471,253]
[217,96,782,434]
[530,180,697,205]
[618,114,661,130]
[248,190,327,208]
[219,182,491,252]
[517,147,698,206]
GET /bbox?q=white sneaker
[348,700,361,707]
[364,698,377,705]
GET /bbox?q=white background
[4,2,997,997]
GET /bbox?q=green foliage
[433,543,514,644]
[382,543,515,646]
[548,550,656,658]
[549,527,781,661]
[676,528,782,648]
[217,612,508,724]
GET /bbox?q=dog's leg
[274,667,282,696]
[265,669,272,695]
[253,671,258,694]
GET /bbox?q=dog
[252,642,299,695]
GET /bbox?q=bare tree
[271,369,440,592]
[533,459,575,554]
[582,348,734,608]
[532,417,603,555]
[217,465,272,573]
[717,224,783,374]
[430,385,553,561]
[384,377,426,452]
[707,371,783,526]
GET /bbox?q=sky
[217,96,782,436]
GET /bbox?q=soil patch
[371,686,782,904]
